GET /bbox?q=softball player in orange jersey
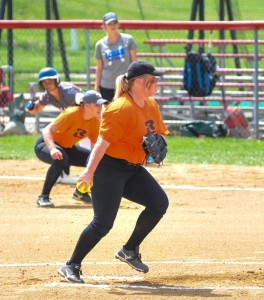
[59,61,169,283]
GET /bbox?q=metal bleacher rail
[70,39,264,130]
[138,38,264,134]
[1,20,264,137]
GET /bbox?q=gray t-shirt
[39,83,84,110]
[95,33,137,89]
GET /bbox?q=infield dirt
[0,160,264,299]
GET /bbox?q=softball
[76,180,92,193]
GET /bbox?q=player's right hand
[77,170,93,189]
[50,148,63,160]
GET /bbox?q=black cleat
[115,246,149,273]
[72,188,92,203]
[58,262,84,284]
[36,195,54,208]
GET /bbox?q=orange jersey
[100,93,169,164]
[51,106,100,148]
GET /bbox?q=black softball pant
[69,154,169,264]
[34,135,90,196]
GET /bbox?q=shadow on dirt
[107,280,230,298]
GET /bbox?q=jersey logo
[73,128,87,138]
[145,120,155,134]
[104,46,126,65]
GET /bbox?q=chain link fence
[1,0,264,137]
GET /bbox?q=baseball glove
[142,133,168,165]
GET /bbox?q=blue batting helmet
[38,67,60,83]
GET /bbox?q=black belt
[104,154,141,168]
[120,159,142,167]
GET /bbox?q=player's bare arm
[42,122,63,160]
[95,59,103,91]
[130,48,137,62]
[78,137,110,187]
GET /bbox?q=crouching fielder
[58,61,169,283]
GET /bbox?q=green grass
[0,135,37,159]
[167,136,264,166]
[0,135,263,166]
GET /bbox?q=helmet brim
[38,75,58,82]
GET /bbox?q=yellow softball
[76,180,92,193]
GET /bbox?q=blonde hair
[113,74,140,100]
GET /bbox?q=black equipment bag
[183,51,218,97]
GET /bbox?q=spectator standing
[94,12,137,103]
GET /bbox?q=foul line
[0,175,45,181]
[2,260,264,292]
[0,175,263,192]
[162,185,264,192]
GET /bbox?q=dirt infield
[1,160,264,300]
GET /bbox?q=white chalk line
[2,260,264,292]
[1,259,264,268]
[163,185,264,192]
[84,275,144,281]
[0,175,45,181]
[1,175,263,192]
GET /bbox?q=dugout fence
[0,20,264,138]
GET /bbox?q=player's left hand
[142,133,168,165]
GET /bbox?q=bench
[67,80,264,90]
[158,81,264,88]
[28,60,264,133]
[138,53,264,59]
[157,95,264,102]
[138,43,264,112]
[158,67,264,74]
[144,39,264,46]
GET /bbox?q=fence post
[85,29,90,90]
[253,29,259,139]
